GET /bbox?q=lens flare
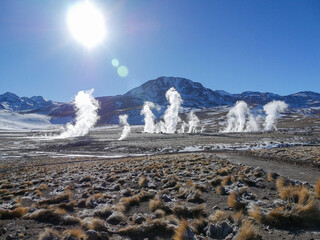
[117,66,129,77]
[111,58,119,67]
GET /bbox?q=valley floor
[0,126,319,239]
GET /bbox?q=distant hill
[1,76,320,125]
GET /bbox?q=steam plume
[187,111,200,133]
[178,121,188,133]
[263,100,288,131]
[162,87,183,133]
[140,101,157,133]
[118,114,131,140]
[223,101,259,132]
[59,89,99,138]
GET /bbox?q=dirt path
[216,152,320,185]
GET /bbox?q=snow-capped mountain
[0,92,59,112]
[1,76,320,126]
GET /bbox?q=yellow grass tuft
[62,228,86,240]
[315,178,320,199]
[0,207,28,220]
[216,185,226,195]
[228,192,246,210]
[173,220,195,240]
[38,228,60,240]
[235,220,260,240]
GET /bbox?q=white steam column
[59,89,100,138]
[140,101,157,133]
[263,100,288,131]
[118,114,131,140]
[163,87,183,133]
[187,111,200,133]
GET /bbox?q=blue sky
[0,0,319,102]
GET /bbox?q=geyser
[59,89,99,138]
[263,100,288,131]
[140,101,157,133]
[118,114,131,140]
[223,101,259,132]
[161,87,183,133]
[187,111,200,133]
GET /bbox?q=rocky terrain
[0,118,319,239]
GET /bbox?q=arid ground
[0,116,319,239]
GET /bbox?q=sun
[67,1,106,49]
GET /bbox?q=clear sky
[0,0,319,102]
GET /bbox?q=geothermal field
[0,89,320,240]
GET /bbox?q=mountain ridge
[1,76,320,124]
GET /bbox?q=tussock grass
[93,205,113,218]
[216,186,227,195]
[209,210,232,223]
[173,204,206,219]
[0,206,28,219]
[38,228,60,240]
[173,220,195,240]
[27,208,80,225]
[117,219,175,238]
[119,190,155,212]
[267,172,279,182]
[149,198,172,214]
[222,175,232,186]
[228,192,246,211]
[315,178,320,199]
[138,175,148,188]
[235,220,260,240]
[62,228,86,240]
[191,217,208,235]
[39,190,71,205]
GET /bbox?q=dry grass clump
[0,206,28,219]
[149,198,172,214]
[235,220,260,240]
[27,208,80,225]
[138,175,148,188]
[173,220,195,240]
[38,228,60,240]
[119,190,155,212]
[222,175,233,186]
[216,186,227,195]
[62,228,86,240]
[93,205,113,218]
[209,210,232,224]
[117,219,175,238]
[315,178,320,199]
[173,204,206,219]
[275,177,291,190]
[228,192,246,211]
[267,172,279,182]
[249,199,320,229]
[39,190,71,205]
[83,218,109,232]
[278,185,312,205]
[191,217,208,235]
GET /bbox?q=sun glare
[67,1,106,49]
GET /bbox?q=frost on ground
[0,111,56,130]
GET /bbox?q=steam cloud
[263,100,288,131]
[118,114,131,140]
[140,101,157,133]
[159,87,183,133]
[59,89,99,138]
[223,101,253,132]
[223,100,288,132]
[187,110,200,133]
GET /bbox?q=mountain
[0,92,59,112]
[1,77,320,125]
